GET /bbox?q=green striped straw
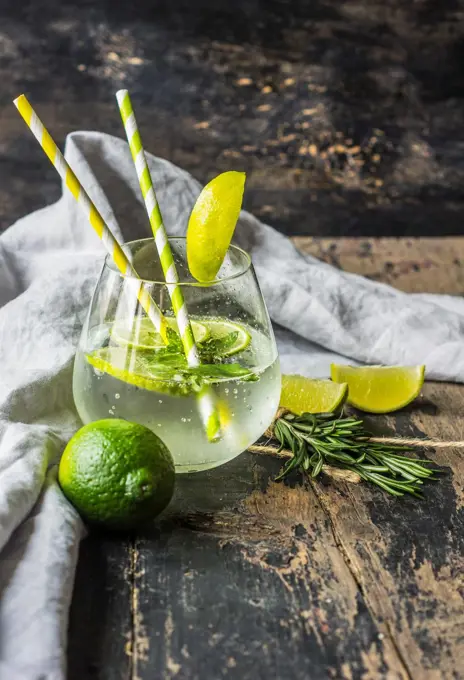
[116,89,222,442]
[14,93,169,345]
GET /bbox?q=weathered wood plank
[127,381,464,680]
[310,386,464,680]
[67,535,132,680]
[294,237,464,295]
[131,456,410,680]
[2,0,464,238]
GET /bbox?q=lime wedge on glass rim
[187,171,246,282]
[330,364,425,413]
[280,374,349,415]
[111,317,210,350]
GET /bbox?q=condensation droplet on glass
[115,393,120,399]
[157,423,162,427]
[181,417,187,423]
[159,399,163,404]
[224,388,229,394]
[233,388,238,394]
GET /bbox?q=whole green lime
[58,419,175,530]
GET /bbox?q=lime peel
[187,170,246,282]
[330,364,425,413]
[280,375,348,415]
[58,419,175,529]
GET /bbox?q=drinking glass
[73,238,281,472]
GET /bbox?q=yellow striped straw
[13,94,168,344]
[116,89,222,441]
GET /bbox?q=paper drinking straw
[116,89,222,441]
[13,94,168,344]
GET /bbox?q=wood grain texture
[294,237,464,294]
[129,458,411,680]
[105,391,463,680]
[67,535,132,680]
[1,0,464,237]
[311,388,464,680]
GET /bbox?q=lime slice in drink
[86,347,192,396]
[280,375,348,415]
[330,364,425,413]
[111,317,209,350]
[200,318,251,357]
[187,171,246,282]
[112,316,250,358]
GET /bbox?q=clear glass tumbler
[73,238,281,472]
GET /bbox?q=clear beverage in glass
[73,238,281,472]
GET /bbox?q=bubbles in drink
[73,323,280,473]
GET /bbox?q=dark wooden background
[0,2,463,679]
[1,0,464,237]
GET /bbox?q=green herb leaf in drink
[199,332,239,363]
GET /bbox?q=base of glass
[173,449,244,473]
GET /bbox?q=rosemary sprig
[272,412,440,497]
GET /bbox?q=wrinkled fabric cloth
[1,131,464,679]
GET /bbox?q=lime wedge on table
[112,317,209,350]
[187,171,246,282]
[280,375,348,415]
[330,364,425,413]
[86,347,191,396]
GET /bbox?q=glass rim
[104,237,252,287]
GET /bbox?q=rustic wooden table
[67,237,464,680]
[1,2,463,678]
